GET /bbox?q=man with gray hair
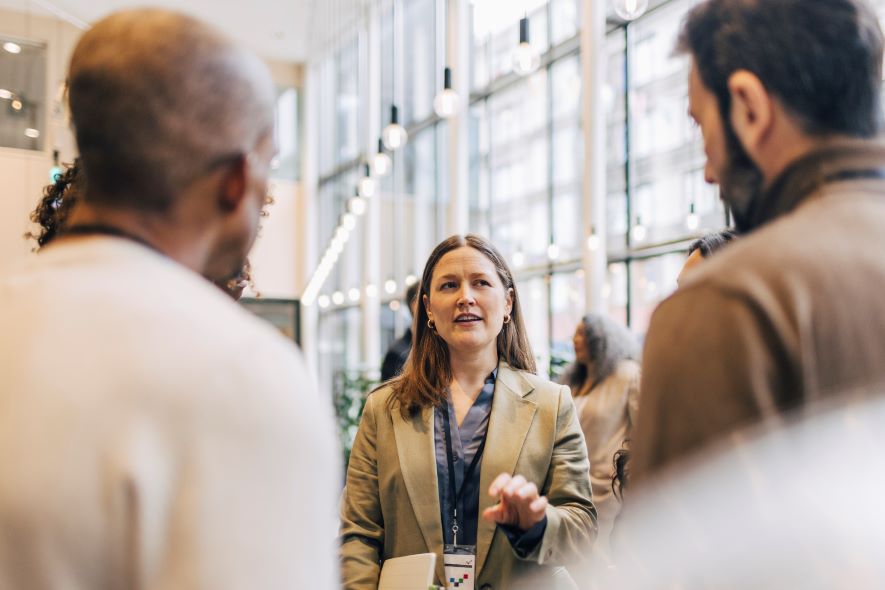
[0,9,338,589]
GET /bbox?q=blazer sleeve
[339,392,384,590]
[527,384,598,565]
[626,364,641,432]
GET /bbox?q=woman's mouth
[455,314,482,324]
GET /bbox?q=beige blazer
[340,362,597,590]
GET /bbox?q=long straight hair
[390,234,536,418]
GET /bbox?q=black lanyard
[441,401,487,546]
[61,223,160,255]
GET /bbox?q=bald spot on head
[68,9,277,212]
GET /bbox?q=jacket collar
[390,361,537,584]
[750,138,885,230]
[475,362,537,578]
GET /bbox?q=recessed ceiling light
[24,128,40,138]
[3,42,22,54]
[11,99,23,111]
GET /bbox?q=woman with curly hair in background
[26,159,255,300]
[560,313,640,559]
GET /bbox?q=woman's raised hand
[481,473,548,532]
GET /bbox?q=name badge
[444,544,475,590]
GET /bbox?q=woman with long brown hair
[340,234,596,590]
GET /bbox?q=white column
[446,0,470,236]
[300,60,321,379]
[362,4,382,376]
[580,0,607,314]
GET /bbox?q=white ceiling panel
[0,0,340,63]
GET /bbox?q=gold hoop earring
[427,319,436,331]
[503,315,511,325]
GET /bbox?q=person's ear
[423,293,432,321]
[218,154,249,213]
[505,287,514,317]
[728,70,773,156]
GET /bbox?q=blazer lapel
[391,404,446,583]
[475,363,538,578]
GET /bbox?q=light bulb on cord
[547,243,560,261]
[587,226,601,251]
[631,216,647,243]
[384,279,397,294]
[318,295,331,309]
[613,0,649,21]
[342,213,357,231]
[382,104,408,150]
[686,202,700,231]
[358,164,376,198]
[348,195,367,216]
[512,16,540,76]
[372,138,392,177]
[433,67,459,118]
[332,291,345,305]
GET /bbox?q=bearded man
[632,0,885,480]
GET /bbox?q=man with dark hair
[633,0,885,480]
[0,10,338,589]
[676,228,737,286]
[380,281,420,380]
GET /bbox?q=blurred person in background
[27,159,258,301]
[380,281,420,381]
[559,313,640,558]
[340,234,596,590]
[633,0,885,482]
[606,228,737,507]
[676,229,737,286]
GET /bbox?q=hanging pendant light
[433,66,459,118]
[631,215,647,243]
[358,163,376,198]
[348,189,367,216]
[383,0,408,150]
[372,138,392,177]
[586,225,601,251]
[512,15,539,77]
[686,203,700,231]
[685,202,700,231]
[613,0,649,21]
[383,104,408,150]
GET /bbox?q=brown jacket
[339,363,597,590]
[633,140,885,481]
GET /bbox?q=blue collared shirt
[433,368,546,554]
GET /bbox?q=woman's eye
[440,281,456,289]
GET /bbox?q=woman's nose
[456,285,476,305]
